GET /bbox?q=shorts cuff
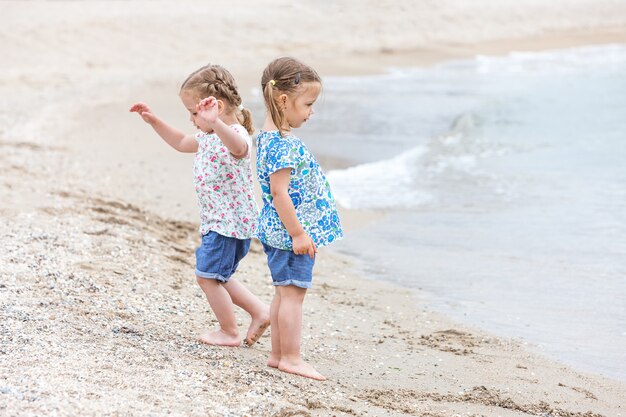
[195,270,229,283]
[272,279,312,289]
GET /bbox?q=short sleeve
[265,138,301,175]
[230,124,252,149]
[194,131,205,142]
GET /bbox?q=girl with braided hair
[130,64,269,347]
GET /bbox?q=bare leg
[267,288,281,368]
[223,278,270,346]
[276,285,326,381]
[196,276,240,347]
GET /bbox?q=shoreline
[268,25,626,83]
[219,26,626,98]
[52,31,626,235]
[2,1,626,415]
[2,179,625,416]
[316,40,626,383]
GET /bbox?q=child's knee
[278,285,307,300]
[196,275,218,287]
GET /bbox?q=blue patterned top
[255,130,343,250]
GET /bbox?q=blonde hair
[261,57,322,136]
[180,64,254,135]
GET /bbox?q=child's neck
[262,115,290,133]
[220,113,239,126]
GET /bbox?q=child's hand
[129,102,157,125]
[292,233,317,259]
[197,96,219,127]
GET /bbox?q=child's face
[282,82,321,129]
[180,90,217,133]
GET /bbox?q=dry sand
[1,1,626,416]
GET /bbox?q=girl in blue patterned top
[256,57,343,381]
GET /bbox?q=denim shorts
[262,243,315,289]
[195,231,251,283]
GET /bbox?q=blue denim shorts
[262,243,315,289]
[195,232,251,283]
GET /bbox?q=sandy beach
[2,1,626,416]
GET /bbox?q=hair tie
[269,79,276,86]
[238,104,244,110]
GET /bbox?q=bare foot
[278,359,326,381]
[243,316,270,347]
[198,329,241,347]
[267,354,280,369]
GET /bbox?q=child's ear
[278,94,288,109]
[216,99,225,114]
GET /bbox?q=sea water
[301,44,626,381]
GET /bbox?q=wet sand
[1,1,626,416]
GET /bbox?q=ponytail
[263,80,287,136]
[238,107,254,135]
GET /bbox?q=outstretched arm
[197,97,248,158]
[270,168,317,259]
[129,102,198,153]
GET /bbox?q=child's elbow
[231,144,248,159]
[270,188,286,200]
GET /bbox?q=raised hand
[129,102,157,124]
[197,96,219,127]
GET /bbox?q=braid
[180,63,254,135]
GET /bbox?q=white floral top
[193,124,258,239]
